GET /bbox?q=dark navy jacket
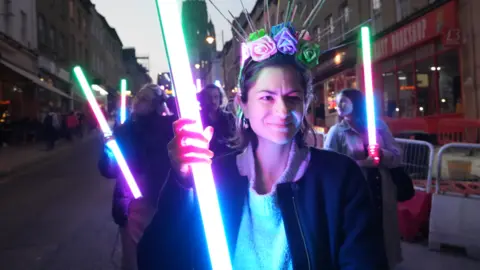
[137,148,387,269]
[98,114,175,226]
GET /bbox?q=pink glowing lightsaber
[154,1,232,269]
[360,26,380,163]
[73,66,142,199]
[120,78,127,124]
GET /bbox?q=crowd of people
[0,107,92,151]
[98,53,413,270]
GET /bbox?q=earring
[243,117,249,129]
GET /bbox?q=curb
[0,134,99,178]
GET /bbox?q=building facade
[219,0,479,138]
[122,48,151,96]
[89,6,125,112]
[182,0,216,87]
[37,0,76,113]
[0,0,48,122]
[311,0,470,138]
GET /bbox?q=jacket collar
[235,142,311,194]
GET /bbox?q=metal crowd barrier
[429,142,480,259]
[395,138,435,193]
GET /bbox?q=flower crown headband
[208,0,325,68]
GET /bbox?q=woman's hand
[167,118,214,178]
[356,156,378,168]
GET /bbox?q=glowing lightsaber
[154,1,232,269]
[360,26,380,163]
[214,80,221,88]
[73,66,142,199]
[120,78,127,124]
[196,78,203,93]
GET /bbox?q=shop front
[312,42,358,128]
[371,0,461,135]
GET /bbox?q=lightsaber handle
[367,144,380,165]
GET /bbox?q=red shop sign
[373,0,458,62]
[443,28,462,46]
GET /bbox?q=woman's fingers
[203,126,214,143]
[176,130,210,144]
[179,145,214,158]
[173,118,196,133]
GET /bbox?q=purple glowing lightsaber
[73,66,142,199]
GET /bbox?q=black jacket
[137,148,387,269]
[98,114,175,226]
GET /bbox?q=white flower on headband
[246,35,277,62]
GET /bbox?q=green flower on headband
[248,28,267,41]
[297,41,321,68]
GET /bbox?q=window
[315,25,321,42]
[383,71,397,117]
[59,34,65,58]
[397,64,415,118]
[326,14,334,34]
[20,11,27,44]
[69,0,74,19]
[50,27,56,51]
[396,0,410,21]
[71,35,75,57]
[38,15,46,44]
[339,2,349,35]
[437,50,461,114]
[340,2,349,24]
[377,38,461,118]
[3,0,12,35]
[77,10,81,28]
[416,57,436,115]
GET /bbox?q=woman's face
[336,94,353,117]
[203,87,221,111]
[242,66,306,145]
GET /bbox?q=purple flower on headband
[271,22,295,37]
[273,27,298,55]
[247,35,277,62]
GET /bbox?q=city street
[0,137,478,270]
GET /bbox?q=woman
[137,54,386,269]
[197,84,235,156]
[98,84,175,270]
[324,88,403,269]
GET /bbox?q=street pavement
[0,136,478,270]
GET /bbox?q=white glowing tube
[154,1,232,269]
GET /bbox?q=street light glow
[206,36,215,44]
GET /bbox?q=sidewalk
[0,132,99,177]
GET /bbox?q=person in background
[43,107,60,150]
[66,111,78,141]
[324,88,403,269]
[98,84,175,270]
[137,54,386,269]
[197,84,235,156]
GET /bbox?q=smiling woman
[138,53,387,269]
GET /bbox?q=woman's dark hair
[197,84,228,110]
[337,88,367,131]
[233,53,315,150]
